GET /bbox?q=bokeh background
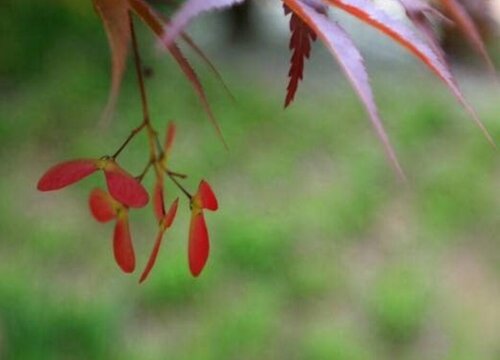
[1,0,499,359]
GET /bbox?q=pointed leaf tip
[188,212,209,277]
[104,162,149,208]
[37,159,98,191]
[198,180,218,211]
[89,188,116,223]
[113,215,135,273]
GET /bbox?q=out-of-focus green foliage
[0,2,499,359]
[1,0,100,80]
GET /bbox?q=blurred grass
[1,1,499,359]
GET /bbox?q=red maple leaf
[284,4,317,108]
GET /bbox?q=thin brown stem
[137,159,154,181]
[167,170,188,179]
[130,12,160,171]
[129,12,150,125]
[166,170,192,200]
[129,12,192,202]
[112,123,146,159]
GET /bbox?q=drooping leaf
[93,0,131,123]
[198,180,218,211]
[179,33,236,102]
[162,0,246,46]
[89,188,117,223]
[283,4,317,107]
[439,0,496,74]
[104,161,149,208]
[170,43,228,148]
[37,159,98,191]
[323,0,494,145]
[149,8,235,101]
[284,0,405,179]
[188,211,209,277]
[139,198,179,283]
[129,0,227,147]
[113,214,135,273]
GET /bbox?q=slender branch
[129,11,192,202]
[166,170,192,199]
[112,123,146,159]
[130,12,167,163]
[129,12,150,125]
[137,159,154,181]
[129,12,160,173]
[167,170,188,179]
[158,159,187,178]
[153,132,163,156]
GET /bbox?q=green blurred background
[1,1,499,359]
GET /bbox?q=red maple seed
[189,211,209,277]
[89,188,116,223]
[141,122,181,282]
[152,122,177,221]
[89,188,136,273]
[153,180,166,222]
[188,180,218,277]
[139,198,179,283]
[38,157,149,208]
[197,180,218,211]
[114,212,135,273]
[104,161,149,208]
[37,159,99,191]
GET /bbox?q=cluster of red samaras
[36,124,218,282]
